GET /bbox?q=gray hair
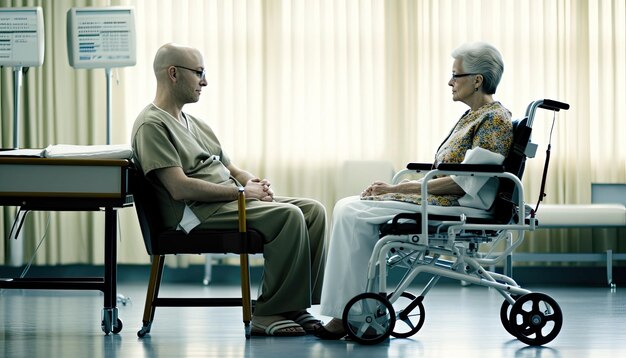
[451,42,504,94]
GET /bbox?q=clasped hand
[361,179,415,198]
[361,181,394,197]
[245,178,274,202]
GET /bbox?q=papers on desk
[0,144,133,159]
[0,148,45,157]
[44,144,133,159]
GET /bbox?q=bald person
[131,43,326,336]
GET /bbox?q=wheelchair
[341,99,570,346]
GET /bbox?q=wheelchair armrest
[378,212,422,237]
[435,163,505,173]
[392,212,420,225]
[406,162,433,171]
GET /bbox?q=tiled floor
[2,280,625,357]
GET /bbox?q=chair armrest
[237,187,247,233]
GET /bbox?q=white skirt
[319,196,425,318]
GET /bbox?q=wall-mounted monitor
[0,7,45,67]
[66,7,136,69]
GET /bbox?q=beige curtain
[1,0,624,265]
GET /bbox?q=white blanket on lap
[451,147,505,210]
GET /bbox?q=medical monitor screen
[66,7,136,69]
[0,7,45,67]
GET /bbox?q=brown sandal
[313,323,346,340]
[291,312,323,334]
[250,319,306,337]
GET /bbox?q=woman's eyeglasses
[450,73,478,81]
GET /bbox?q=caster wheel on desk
[101,308,122,335]
[112,318,123,334]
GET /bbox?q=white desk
[0,157,133,334]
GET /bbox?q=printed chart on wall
[66,7,136,69]
[0,7,44,67]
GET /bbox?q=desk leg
[101,207,122,335]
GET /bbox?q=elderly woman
[315,42,513,339]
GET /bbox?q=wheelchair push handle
[538,99,570,112]
[525,99,570,127]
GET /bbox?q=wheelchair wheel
[499,295,519,337]
[509,292,563,346]
[389,291,425,338]
[342,292,396,345]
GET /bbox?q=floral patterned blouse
[363,101,513,207]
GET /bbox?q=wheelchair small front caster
[342,292,395,345]
[388,291,425,338]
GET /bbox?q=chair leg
[137,255,165,337]
[239,254,253,339]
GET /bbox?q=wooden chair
[130,169,264,338]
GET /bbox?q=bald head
[153,43,203,80]
[151,43,206,109]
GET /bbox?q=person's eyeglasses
[450,73,478,81]
[174,66,206,80]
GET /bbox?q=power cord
[19,211,51,278]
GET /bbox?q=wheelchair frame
[341,99,570,346]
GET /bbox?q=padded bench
[511,203,626,287]
[536,204,626,228]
